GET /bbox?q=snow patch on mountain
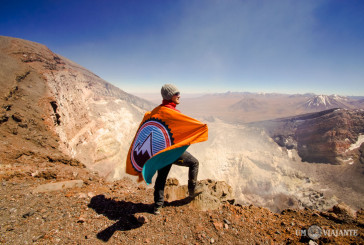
[303,95,350,110]
[347,134,364,152]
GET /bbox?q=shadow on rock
[88,195,153,242]
[165,196,196,207]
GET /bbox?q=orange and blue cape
[126,105,208,184]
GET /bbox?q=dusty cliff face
[296,109,364,165]
[0,36,62,162]
[253,108,364,165]
[0,36,153,180]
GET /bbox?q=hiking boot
[188,185,203,199]
[153,205,162,215]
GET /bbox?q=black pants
[153,151,199,207]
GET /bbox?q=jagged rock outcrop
[253,108,364,164]
[164,178,234,211]
[360,143,364,164]
[296,109,364,164]
[0,36,154,180]
[0,37,62,163]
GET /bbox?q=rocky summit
[1,36,364,244]
[1,164,363,244]
[0,35,153,181]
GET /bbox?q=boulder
[332,203,357,221]
[164,179,234,211]
[321,202,357,223]
[33,180,83,193]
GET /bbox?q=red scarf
[161,100,180,112]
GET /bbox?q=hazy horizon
[133,91,364,102]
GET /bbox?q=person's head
[161,84,180,104]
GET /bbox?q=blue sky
[1,0,364,95]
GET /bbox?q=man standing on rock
[153,84,202,214]
[126,84,208,215]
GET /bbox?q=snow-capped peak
[303,95,349,110]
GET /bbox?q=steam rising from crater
[168,119,364,212]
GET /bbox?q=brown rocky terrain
[296,109,364,165]
[0,35,153,181]
[1,155,363,244]
[252,108,364,165]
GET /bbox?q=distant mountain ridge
[180,91,364,123]
[301,94,352,110]
[229,97,264,112]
